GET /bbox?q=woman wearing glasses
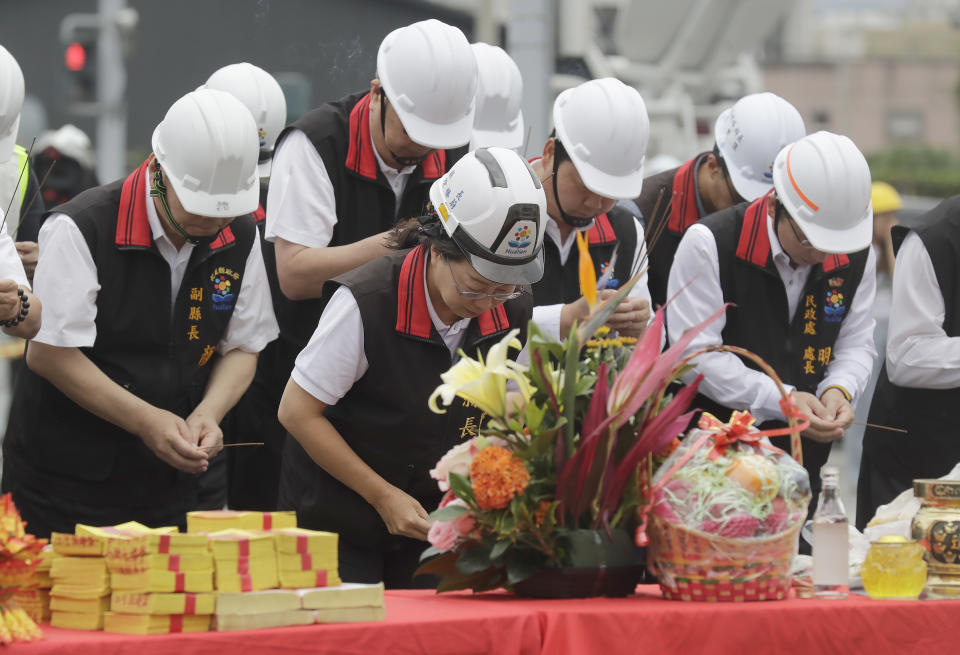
[277,147,545,588]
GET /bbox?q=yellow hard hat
[871,181,902,214]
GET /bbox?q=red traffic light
[65,42,87,71]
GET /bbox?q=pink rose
[428,520,458,551]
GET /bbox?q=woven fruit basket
[641,346,812,602]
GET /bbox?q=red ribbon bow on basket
[634,405,810,547]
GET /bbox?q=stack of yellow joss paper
[186,510,296,534]
[273,528,340,589]
[49,532,110,630]
[87,522,213,635]
[207,529,278,593]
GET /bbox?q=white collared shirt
[666,213,877,422]
[531,215,652,340]
[264,119,415,249]
[886,231,960,388]
[292,255,469,405]
[0,210,29,289]
[33,167,278,354]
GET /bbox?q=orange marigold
[469,446,530,510]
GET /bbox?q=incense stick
[1,137,36,235]
[853,421,907,434]
[202,442,264,449]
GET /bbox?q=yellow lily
[428,329,526,417]
[576,230,597,308]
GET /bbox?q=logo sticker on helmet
[438,203,449,221]
[496,220,537,258]
[258,127,266,147]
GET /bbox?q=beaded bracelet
[1,288,29,328]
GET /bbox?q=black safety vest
[273,91,466,352]
[694,197,869,419]
[3,158,256,508]
[864,195,960,481]
[531,207,639,306]
[279,246,531,547]
[635,153,709,309]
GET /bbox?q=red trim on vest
[396,246,434,339]
[345,93,446,181]
[115,156,239,251]
[396,246,513,339]
[586,213,616,245]
[667,157,700,235]
[115,158,153,247]
[252,204,266,223]
[476,304,509,337]
[735,196,774,267]
[823,254,850,272]
[209,226,236,250]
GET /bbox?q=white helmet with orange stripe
[772,131,872,254]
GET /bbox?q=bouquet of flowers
[418,233,726,593]
[0,494,46,642]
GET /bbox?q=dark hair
[385,214,466,261]
[548,129,571,166]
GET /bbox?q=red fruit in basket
[653,499,679,522]
[762,498,790,534]
[702,513,760,538]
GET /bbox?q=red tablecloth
[11,586,960,654]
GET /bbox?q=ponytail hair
[385,212,466,262]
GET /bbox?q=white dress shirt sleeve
[32,213,100,347]
[816,246,878,403]
[886,231,960,388]
[290,284,369,405]
[666,223,793,423]
[217,232,280,355]
[0,220,29,289]
[264,129,338,249]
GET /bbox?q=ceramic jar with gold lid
[911,479,960,598]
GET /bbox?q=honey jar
[860,535,926,600]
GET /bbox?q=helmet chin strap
[379,93,428,167]
[549,145,595,229]
[149,167,212,247]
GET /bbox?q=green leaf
[456,543,494,575]
[490,539,511,563]
[419,545,447,562]
[562,327,580,457]
[448,472,475,505]
[524,401,547,434]
[428,504,470,522]
[505,548,542,585]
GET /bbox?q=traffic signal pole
[96,0,128,184]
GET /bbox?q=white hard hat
[430,147,547,286]
[715,92,806,201]
[469,43,524,151]
[203,62,287,178]
[772,131,872,254]
[377,19,477,150]
[0,45,25,164]
[553,78,649,200]
[35,124,95,169]
[151,89,260,218]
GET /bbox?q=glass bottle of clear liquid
[812,465,849,598]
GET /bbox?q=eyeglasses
[446,259,522,301]
[784,214,814,248]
